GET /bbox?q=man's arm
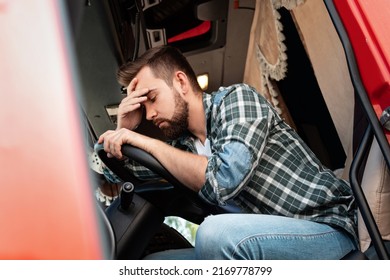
[98,128,207,192]
[146,138,208,192]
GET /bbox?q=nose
[144,104,157,121]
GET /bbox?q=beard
[155,88,189,140]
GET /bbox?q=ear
[174,71,190,95]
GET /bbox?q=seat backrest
[358,139,390,251]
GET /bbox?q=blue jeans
[143,214,357,260]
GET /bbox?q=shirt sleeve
[199,85,274,206]
[101,159,163,183]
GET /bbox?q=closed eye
[148,95,156,102]
[147,90,157,102]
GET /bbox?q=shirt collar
[203,92,213,133]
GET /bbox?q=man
[98,45,358,259]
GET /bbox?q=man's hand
[117,78,149,130]
[98,128,150,159]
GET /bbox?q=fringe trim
[255,7,287,82]
[273,0,306,10]
[255,0,306,115]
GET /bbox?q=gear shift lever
[120,182,134,211]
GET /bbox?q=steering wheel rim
[94,143,197,197]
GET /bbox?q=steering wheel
[94,143,240,215]
[94,143,203,198]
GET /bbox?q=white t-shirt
[194,138,212,157]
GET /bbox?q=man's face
[154,87,189,140]
[135,66,189,139]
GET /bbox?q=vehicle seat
[357,138,390,253]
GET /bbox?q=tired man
[98,45,357,259]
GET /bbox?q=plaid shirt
[117,83,357,241]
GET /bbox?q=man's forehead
[135,66,153,80]
[135,66,162,87]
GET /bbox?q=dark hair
[117,45,202,92]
